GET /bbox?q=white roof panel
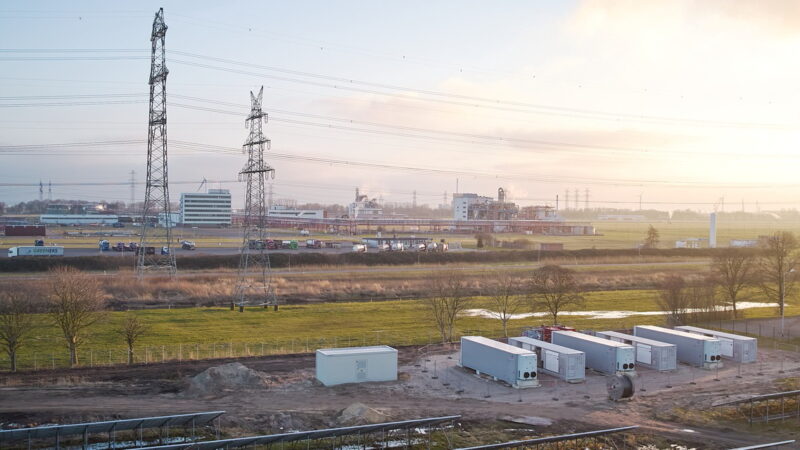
[316,345,397,356]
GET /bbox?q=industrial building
[453,188,518,221]
[267,205,325,220]
[180,189,232,226]
[348,189,383,218]
[315,346,397,386]
[39,214,119,225]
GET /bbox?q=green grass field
[4,288,796,371]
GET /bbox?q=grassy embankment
[2,288,795,371]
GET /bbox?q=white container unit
[315,346,398,386]
[674,325,757,363]
[595,331,677,371]
[508,336,585,383]
[634,325,722,369]
[551,331,636,375]
[460,336,539,388]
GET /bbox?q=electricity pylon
[234,86,277,312]
[137,8,176,277]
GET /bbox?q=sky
[1,1,799,211]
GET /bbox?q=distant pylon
[412,190,417,208]
[584,188,589,210]
[47,180,52,201]
[564,189,569,211]
[129,170,136,207]
[137,8,176,277]
[234,86,277,312]
[574,188,579,210]
[39,180,43,201]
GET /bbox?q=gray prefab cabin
[315,346,398,386]
[595,330,677,371]
[551,331,635,375]
[675,325,757,363]
[460,336,539,388]
[634,325,722,369]
[508,336,585,383]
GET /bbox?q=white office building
[180,189,232,226]
[452,193,492,220]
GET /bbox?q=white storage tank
[634,325,722,369]
[595,330,677,371]
[315,346,398,386]
[551,331,635,375]
[508,336,585,383]
[674,325,757,363]
[460,336,539,388]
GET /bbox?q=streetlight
[781,268,795,337]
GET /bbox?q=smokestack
[709,212,717,248]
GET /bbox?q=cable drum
[607,374,635,401]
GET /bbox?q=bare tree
[488,271,525,337]
[426,272,470,343]
[528,265,585,324]
[757,231,799,319]
[643,225,660,249]
[0,287,40,371]
[711,249,755,318]
[47,267,106,366]
[686,277,721,322]
[656,275,691,325]
[116,315,149,365]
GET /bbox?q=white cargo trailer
[551,331,635,375]
[459,336,539,388]
[674,325,757,363]
[634,325,722,369]
[595,330,677,371]
[7,246,64,258]
[508,336,585,383]
[315,346,397,386]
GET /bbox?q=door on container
[636,344,652,366]
[355,359,367,380]
[719,338,734,358]
[543,350,559,374]
[742,342,754,361]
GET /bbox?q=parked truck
[306,239,323,249]
[8,246,64,258]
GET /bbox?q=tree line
[428,231,800,342]
[0,267,147,371]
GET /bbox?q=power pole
[137,8,176,277]
[412,190,417,209]
[584,188,589,210]
[564,189,569,211]
[48,180,52,201]
[234,86,277,312]
[574,188,579,210]
[129,170,135,206]
[39,180,43,201]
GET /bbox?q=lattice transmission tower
[234,87,277,312]
[137,8,176,277]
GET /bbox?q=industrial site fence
[696,317,800,344]
[2,324,798,373]
[0,330,476,372]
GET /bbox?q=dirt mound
[186,362,270,397]
[336,402,389,425]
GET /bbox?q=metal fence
[0,329,483,372]
[696,316,800,345]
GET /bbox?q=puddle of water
[462,302,780,321]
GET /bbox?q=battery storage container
[460,336,539,388]
[508,336,585,383]
[675,325,757,363]
[551,331,635,375]
[634,325,722,369]
[595,330,677,371]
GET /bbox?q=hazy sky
[1,1,799,211]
